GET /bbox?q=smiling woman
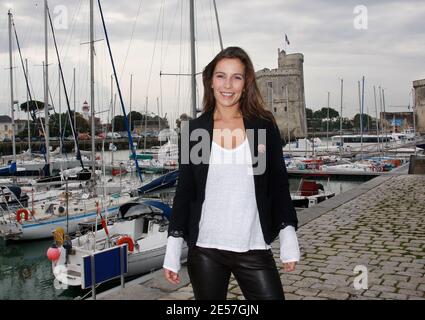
[163,47,301,301]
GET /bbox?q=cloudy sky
[0,0,424,128]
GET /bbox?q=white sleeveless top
[196,138,271,251]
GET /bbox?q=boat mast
[189,0,197,118]
[358,80,363,160]
[212,0,223,51]
[373,85,380,154]
[144,96,148,150]
[361,76,365,160]
[44,0,50,175]
[130,74,133,132]
[97,0,144,183]
[26,59,31,154]
[90,0,96,185]
[8,10,17,166]
[378,86,384,152]
[382,88,388,146]
[339,78,343,157]
[73,67,77,153]
[59,66,62,155]
[326,91,330,152]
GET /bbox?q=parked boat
[0,186,29,210]
[0,189,133,241]
[51,197,188,287]
[291,178,335,208]
[0,162,17,176]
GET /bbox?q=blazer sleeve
[167,121,194,240]
[269,121,298,231]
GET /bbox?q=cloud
[0,0,424,123]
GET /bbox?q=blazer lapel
[243,116,263,192]
[197,110,214,201]
[196,111,263,201]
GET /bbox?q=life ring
[116,236,134,252]
[16,208,31,223]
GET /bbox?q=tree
[306,108,313,119]
[313,107,339,119]
[353,113,373,131]
[128,111,143,131]
[176,113,193,129]
[19,100,46,113]
[45,112,89,137]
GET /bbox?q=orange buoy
[116,236,134,252]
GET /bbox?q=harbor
[1,0,425,302]
[94,166,425,300]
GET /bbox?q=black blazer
[168,109,298,248]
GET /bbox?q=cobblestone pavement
[164,175,425,300]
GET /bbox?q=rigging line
[118,0,144,83]
[177,0,185,118]
[209,0,216,55]
[145,0,165,98]
[162,0,180,64]
[56,0,83,72]
[194,0,200,88]
[11,15,46,138]
[47,7,85,170]
[97,0,144,184]
[76,0,89,111]
[198,0,213,54]
[27,70,47,138]
[160,0,166,68]
[47,3,83,104]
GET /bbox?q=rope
[47,6,85,170]
[118,0,144,83]
[145,0,166,98]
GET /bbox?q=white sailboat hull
[0,206,121,241]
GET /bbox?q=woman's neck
[214,105,242,121]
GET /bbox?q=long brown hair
[202,46,274,123]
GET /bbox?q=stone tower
[413,79,425,134]
[256,49,307,140]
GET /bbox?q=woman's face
[211,58,245,110]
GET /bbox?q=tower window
[267,81,273,108]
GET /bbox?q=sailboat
[49,0,215,289]
[51,197,188,287]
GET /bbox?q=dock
[93,166,425,300]
[287,162,410,180]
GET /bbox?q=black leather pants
[187,246,285,300]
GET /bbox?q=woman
[163,47,300,300]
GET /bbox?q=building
[380,111,414,133]
[0,115,31,140]
[82,100,90,122]
[413,79,425,134]
[256,49,307,140]
[80,101,101,132]
[0,115,12,140]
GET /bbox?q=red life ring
[16,208,31,223]
[116,236,134,252]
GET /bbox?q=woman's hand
[164,268,180,285]
[283,261,297,272]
